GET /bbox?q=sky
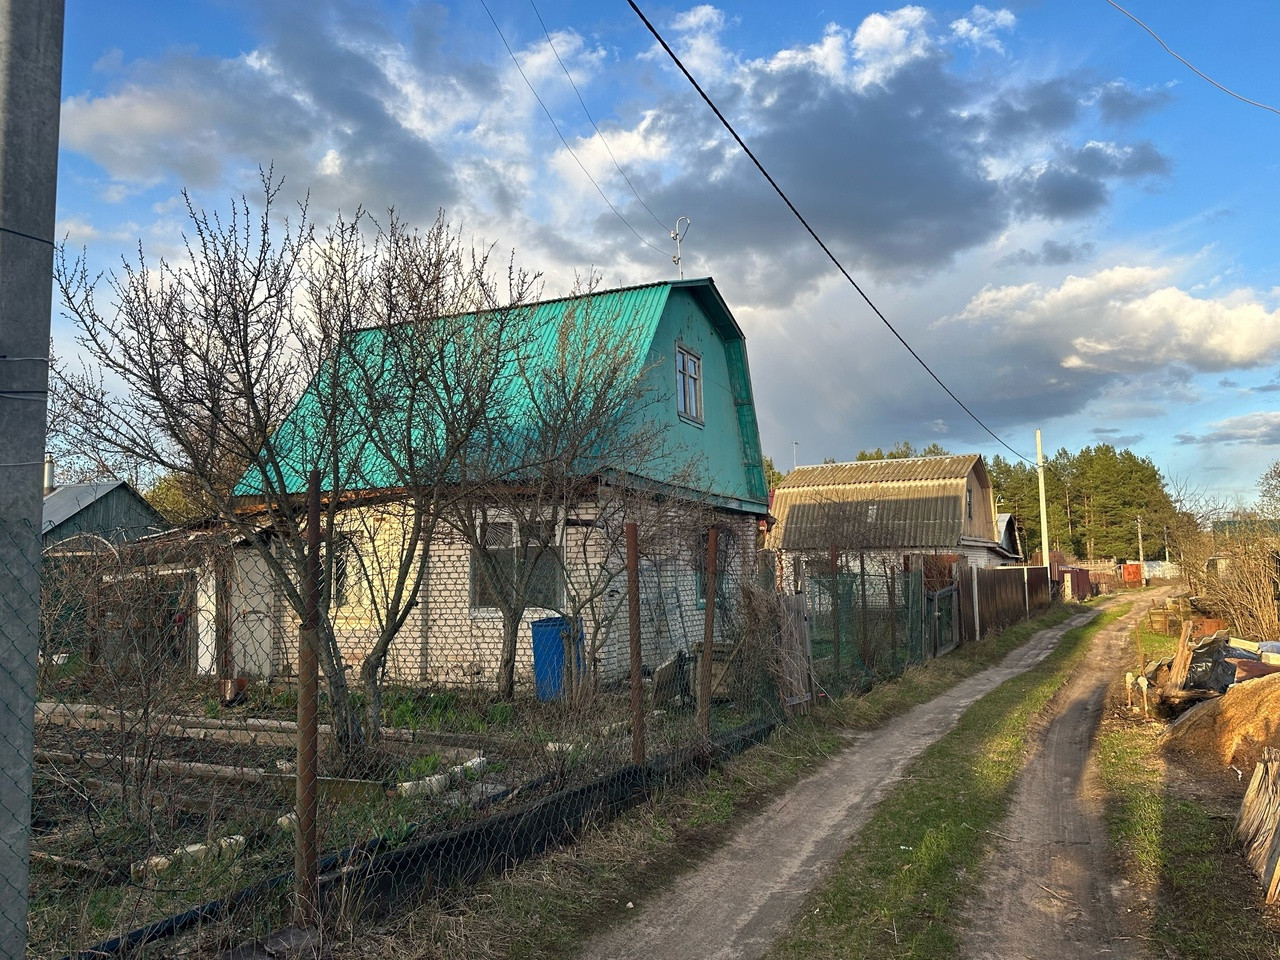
[53,0,1280,505]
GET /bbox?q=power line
[478,0,667,257]
[527,0,669,233]
[1105,0,1280,117]
[626,0,1037,466]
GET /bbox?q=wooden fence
[958,564,1053,643]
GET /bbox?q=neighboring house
[228,277,770,689]
[766,454,1016,591]
[42,472,169,548]
[995,513,1024,562]
[41,466,172,662]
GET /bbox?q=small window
[328,536,362,609]
[471,519,563,611]
[966,486,973,520]
[676,346,703,422]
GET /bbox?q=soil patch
[1162,673,1280,777]
[961,592,1173,960]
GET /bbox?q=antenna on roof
[671,217,691,279]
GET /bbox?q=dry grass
[321,604,1083,959]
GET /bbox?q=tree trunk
[360,653,384,745]
[316,620,363,753]
[497,609,520,701]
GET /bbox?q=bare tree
[53,176,538,751]
[316,212,538,740]
[1259,460,1280,519]
[446,283,689,701]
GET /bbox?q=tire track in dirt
[961,591,1172,960]
[576,610,1101,960]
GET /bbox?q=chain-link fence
[21,487,806,958]
[803,560,929,695]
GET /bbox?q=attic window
[676,345,703,422]
[966,486,973,519]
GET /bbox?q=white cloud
[1177,411,1280,446]
[950,6,1016,54]
[953,266,1280,373]
[851,6,933,89]
[666,5,733,81]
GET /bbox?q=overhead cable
[528,0,669,233]
[479,0,667,256]
[1105,0,1280,117]
[626,0,1036,466]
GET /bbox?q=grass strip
[1095,625,1280,959]
[765,606,1125,960]
[332,603,1086,959]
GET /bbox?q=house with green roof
[228,277,770,692]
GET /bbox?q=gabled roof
[771,455,990,552]
[42,481,169,544]
[43,482,126,534]
[776,454,984,489]
[237,277,766,509]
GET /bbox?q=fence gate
[927,585,959,659]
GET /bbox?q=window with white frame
[676,345,703,422]
[470,519,563,612]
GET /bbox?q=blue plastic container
[531,616,584,701]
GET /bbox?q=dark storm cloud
[1094,80,1173,124]
[1005,140,1169,219]
[985,78,1081,141]
[598,43,1171,305]
[996,238,1095,267]
[62,0,465,222]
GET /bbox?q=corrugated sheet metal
[775,481,966,550]
[776,454,981,489]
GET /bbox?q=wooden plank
[1163,620,1196,695]
[1237,748,1280,902]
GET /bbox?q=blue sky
[54,1,1280,505]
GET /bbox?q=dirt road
[962,591,1173,960]
[576,609,1101,960]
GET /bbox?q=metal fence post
[829,545,840,672]
[296,470,321,926]
[698,527,719,739]
[626,522,645,765]
[858,551,869,670]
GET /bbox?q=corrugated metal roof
[774,480,967,550]
[777,454,982,489]
[237,277,764,505]
[42,482,126,534]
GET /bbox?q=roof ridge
[350,276,714,332]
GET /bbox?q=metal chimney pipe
[43,455,54,496]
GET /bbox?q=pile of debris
[1159,625,1280,700]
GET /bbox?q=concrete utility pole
[1137,515,1147,586]
[1036,429,1050,569]
[0,3,65,956]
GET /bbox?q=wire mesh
[23,505,795,957]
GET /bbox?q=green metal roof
[235,278,763,509]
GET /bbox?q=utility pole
[1036,429,1049,569]
[1137,515,1147,586]
[0,3,65,956]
